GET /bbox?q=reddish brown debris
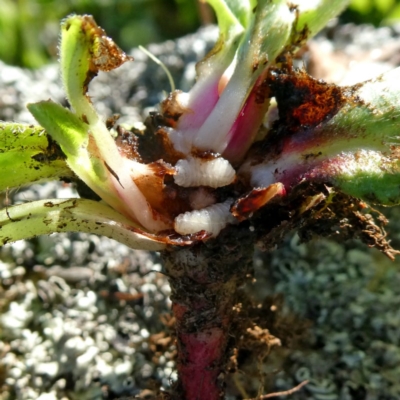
[232,183,286,221]
[82,15,133,72]
[99,290,144,303]
[138,117,186,165]
[267,67,347,131]
[161,91,190,127]
[115,126,142,161]
[80,15,133,93]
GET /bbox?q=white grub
[174,156,235,188]
[174,200,236,237]
[189,187,216,210]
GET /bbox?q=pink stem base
[174,303,229,400]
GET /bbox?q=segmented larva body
[174,156,235,188]
[174,200,236,237]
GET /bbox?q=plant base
[162,227,254,400]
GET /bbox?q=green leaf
[375,0,394,15]
[332,151,400,205]
[206,0,257,32]
[0,122,74,191]
[247,67,400,206]
[27,101,88,155]
[196,0,245,80]
[28,100,123,215]
[28,99,170,233]
[206,0,243,34]
[324,67,400,204]
[56,15,143,210]
[60,15,132,119]
[349,0,372,14]
[0,198,166,251]
[28,16,173,233]
[296,0,349,41]
[58,16,138,192]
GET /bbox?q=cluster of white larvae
[172,155,237,237]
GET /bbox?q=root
[246,379,309,399]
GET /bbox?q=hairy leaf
[0,198,166,250]
[0,122,73,191]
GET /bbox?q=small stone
[140,363,154,379]
[114,360,133,376]
[8,367,22,379]
[76,291,97,310]
[37,392,57,400]
[76,346,99,368]
[12,266,26,277]
[35,362,59,378]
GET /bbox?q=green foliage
[0,0,202,68]
[342,0,400,25]
[0,123,73,190]
[0,198,165,250]
[1,0,399,68]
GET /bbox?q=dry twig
[246,380,309,399]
